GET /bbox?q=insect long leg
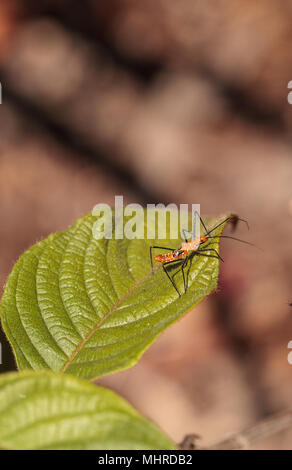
[181,253,190,293]
[182,210,208,242]
[181,264,186,293]
[182,229,192,243]
[170,247,223,296]
[171,253,190,293]
[196,247,224,262]
[186,255,194,290]
[162,263,182,297]
[193,210,208,236]
[181,229,190,243]
[171,259,186,294]
[195,252,223,262]
[149,245,175,272]
[205,216,232,236]
[184,251,222,291]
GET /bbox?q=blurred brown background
[0,0,292,449]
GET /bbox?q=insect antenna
[206,216,249,236]
[207,235,259,249]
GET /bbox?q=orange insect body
[181,235,208,253]
[154,251,186,264]
[154,235,209,264]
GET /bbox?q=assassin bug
[150,212,251,297]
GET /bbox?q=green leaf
[0,210,233,380]
[0,371,176,450]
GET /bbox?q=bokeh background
[0,0,292,449]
